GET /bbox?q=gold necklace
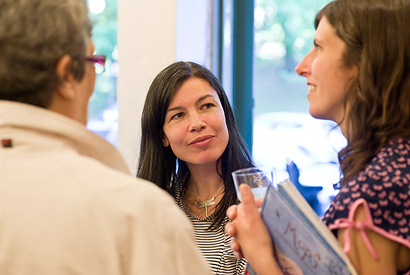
[185,186,225,217]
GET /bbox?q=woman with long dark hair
[138,61,254,274]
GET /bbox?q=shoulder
[111,178,211,274]
[323,138,410,245]
[43,149,187,225]
[364,137,410,182]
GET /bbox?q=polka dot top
[322,138,410,275]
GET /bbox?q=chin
[308,110,322,120]
[189,156,220,166]
[309,107,327,121]
[308,111,338,124]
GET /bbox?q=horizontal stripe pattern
[176,189,246,275]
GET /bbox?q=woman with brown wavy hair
[225,0,410,274]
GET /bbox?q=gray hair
[0,0,93,108]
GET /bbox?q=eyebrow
[313,37,325,45]
[166,94,215,113]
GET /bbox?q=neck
[48,92,87,125]
[184,164,225,219]
[339,119,348,139]
[186,163,224,200]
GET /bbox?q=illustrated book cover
[247,179,357,275]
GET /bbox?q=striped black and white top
[175,187,247,275]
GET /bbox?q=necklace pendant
[196,197,216,209]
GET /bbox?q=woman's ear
[162,135,170,147]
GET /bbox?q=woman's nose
[189,114,206,132]
[295,49,313,77]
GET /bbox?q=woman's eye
[201,103,215,110]
[170,112,183,120]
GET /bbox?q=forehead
[315,16,346,52]
[169,77,220,104]
[315,16,337,42]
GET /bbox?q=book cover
[247,180,357,275]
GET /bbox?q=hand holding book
[225,184,283,275]
[226,180,358,275]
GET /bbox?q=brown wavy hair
[316,0,410,185]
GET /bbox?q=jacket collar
[0,100,130,175]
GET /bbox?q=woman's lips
[308,84,316,92]
[189,135,214,146]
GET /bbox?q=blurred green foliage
[254,0,330,115]
[85,0,332,118]
[87,0,118,120]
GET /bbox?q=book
[247,179,357,275]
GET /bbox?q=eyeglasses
[86,54,106,75]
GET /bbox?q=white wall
[176,0,213,68]
[117,0,213,174]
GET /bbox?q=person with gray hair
[0,0,211,274]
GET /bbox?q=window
[253,0,346,215]
[86,0,119,147]
[221,0,345,215]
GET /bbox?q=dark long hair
[137,61,254,228]
[316,0,410,185]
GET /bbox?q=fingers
[225,222,236,237]
[226,205,238,220]
[233,250,244,259]
[230,238,241,252]
[239,184,259,217]
[255,198,264,209]
[230,239,243,259]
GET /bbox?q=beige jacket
[0,101,211,275]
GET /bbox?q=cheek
[84,66,96,98]
[90,73,96,90]
[311,58,324,79]
[220,120,230,146]
[163,127,183,146]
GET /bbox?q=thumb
[239,184,259,217]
